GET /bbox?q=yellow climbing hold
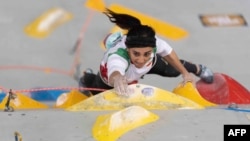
[92,106,159,141]
[0,93,48,110]
[85,0,106,12]
[24,7,73,38]
[54,90,88,109]
[66,83,203,111]
[173,82,216,107]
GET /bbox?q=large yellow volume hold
[92,106,159,141]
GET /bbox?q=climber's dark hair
[103,8,156,48]
[103,8,141,30]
